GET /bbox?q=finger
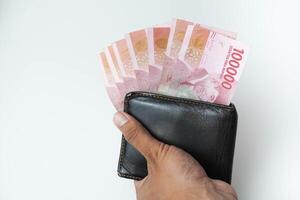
[134,179,145,188]
[113,112,162,161]
[212,179,238,200]
[134,180,142,188]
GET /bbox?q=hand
[113,112,237,200]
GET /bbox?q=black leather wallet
[118,91,238,184]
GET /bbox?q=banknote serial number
[221,48,244,90]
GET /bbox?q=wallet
[117,91,238,184]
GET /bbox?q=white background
[0,0,300,199]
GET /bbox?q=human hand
[113,112,237,200]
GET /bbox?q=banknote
[170,32,249,105]
[165,19,193,58]
[178,24,239,68]
[99,52,123,110]
[105,47,127,98]
[125,29,150,91]
[147,26,170,91]
[158,19,192,93]
[112,39,139,92]
[165,18,237,58]
[178,24,210,69]
[164,24,236,98]
[160,22,239,95]
[99,19,249,109]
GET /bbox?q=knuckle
[156,143,171,159]
[145,143,168,164]
[158,143,170,154]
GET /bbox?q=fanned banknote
[170,31,249,105]
[104,47,127,98]
[99,52,123,110]
[147,26,170,91]
[159,19,238,94]
[112,39,139,93]
[158,19,193,93]
[99,18,249,109]
[125,29,151,91]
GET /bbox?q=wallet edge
[118,136,143,180]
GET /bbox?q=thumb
[113,112,162,162]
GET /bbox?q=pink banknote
[159,19,237,93]
[159,17,239,90]
[104,47,127,98]
[112,39,139,93]
[125,29,150,91]
[178,25,210,69]
[99,19,249,109]
[171,32,249,105]
[147,26,170,91]
[99,52,123,110]
[178,24,238,68]
[158,19,192,93]
[165,25,196,93]
[165,19,193,58]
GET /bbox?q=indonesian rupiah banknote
[125,29,151,91]
[99,52,123,110]
[166,27,249,105]
[98,18,249,110]
[158,19,239,95]
[147,26,170,91]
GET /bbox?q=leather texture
[118,92,238,184]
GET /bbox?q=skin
[113,112,238,200]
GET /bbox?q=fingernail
[113,112,129,128]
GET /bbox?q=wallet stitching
[118,172,142,180]
[125,92,235,110]
[118,98,144,180]
[119,94,148,180]
[118,136,143,180]
[119,138,145,180]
